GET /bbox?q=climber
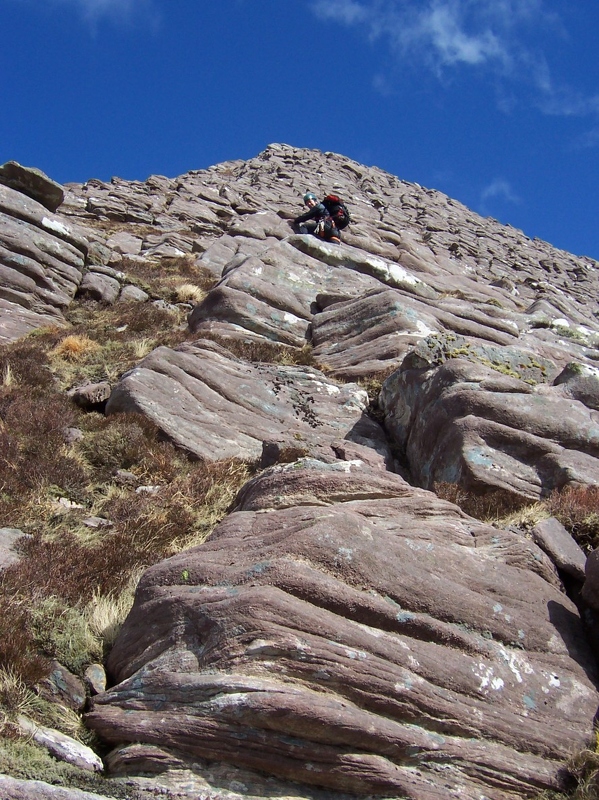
[292,192,341,244]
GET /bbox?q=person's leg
[322,220,341,243]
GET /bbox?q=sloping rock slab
[189,239,387,347]
[0,183,88,340]
[381,356,599,499]
[87,462,597,800]
[105,339,388,462]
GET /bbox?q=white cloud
[310,0,528,72]
[420,4,506,67]
[310,0,598,121]
[539,88,599,118]
[311,0,367,25]
[481,178,520,205]
[50,0,157,25]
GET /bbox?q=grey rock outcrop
[0,528,29,570]
[380,349,599,500]
[0,180,88,342]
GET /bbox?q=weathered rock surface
[87,461,597,799]
[0,180,89,341]
[532,517,587,582]
[380,344,599,500]
[16,716,103,773]
[68,381,112,410]
[38,661,87,711]
[105,338,389,463]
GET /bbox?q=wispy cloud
[311,0,531,73]
[311,0,596,121]
[479,178,521,217]
[49,0,158,25]
[481,178,521,205]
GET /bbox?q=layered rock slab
[87,461,598,800]
[0,181,88,341]
[105,339,388,463]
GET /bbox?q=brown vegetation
[434,481,532,521]
[0,302,253,695]
[546,485,599,551]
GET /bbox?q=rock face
[87,461,597,799]
[380,348,599,500]
[3,143,599,798]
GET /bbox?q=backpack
[322,194,351,230]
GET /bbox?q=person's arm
[294,203,326,224]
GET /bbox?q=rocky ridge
[1,147,599,799]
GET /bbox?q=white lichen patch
[344,648,368,661]
[41,216,71,236]
[540,672,561,693]
[574,363,599,378]
[499,648,534,683]
[556,677,595,713]
[473,662,505,693]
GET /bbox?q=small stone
[68,382,111,410]
[114,469,140,486]
[38,661,86,711]
[82,517,113,529]
[84,664,107,696]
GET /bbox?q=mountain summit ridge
[1,145,599,799]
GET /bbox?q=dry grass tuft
[199,332,316,367]
[567,745,599,799]
[84,569,142,651]
[2,364,14,387]
[174,283,207,304]
[31,598,102,675]
[51,335,100,361]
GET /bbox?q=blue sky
[2,0,598,261]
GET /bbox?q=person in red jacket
[292,192,341,243]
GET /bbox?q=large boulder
[87,460,597,799]
[0,161,64,212]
